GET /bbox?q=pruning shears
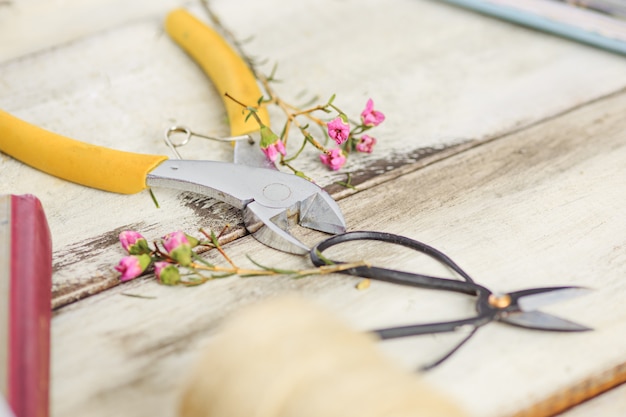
[0,9,346,254]
[311,231,592,369]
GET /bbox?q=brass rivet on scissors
[488,293,512,309]
[163,125,254,160]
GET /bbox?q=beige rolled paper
[179,296,467,417]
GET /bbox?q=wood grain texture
[2,0,626,307]
[50,86,626,417]
[511,364,626,416]
[558,382,626,417]
[0,0,182,62]
[1,0,626,415]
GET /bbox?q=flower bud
[259,125,279,148]
[163,231,189,252]
[154,261,181,286]
[163,231,192,266]
[119,230,150,255]
[170,246,192,266]
[259,126,286,162]
[115,254,151,282]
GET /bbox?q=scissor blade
[501,310,592,332]
[516,287,592,312]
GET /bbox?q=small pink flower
[360,99,385,127]
[163,231,190,253]
[119,230,147,254]
[261,139,286,162]
[327,117,350,145]
[356,135,377,153]
[320,148,347,171]
[115,254,150,282]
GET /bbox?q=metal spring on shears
[163,125,254,159]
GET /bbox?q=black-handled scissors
[310,231,592,369]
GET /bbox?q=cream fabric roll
[179,296,467,417]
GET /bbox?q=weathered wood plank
[559,383,626,417]
[0,0,183,62]
[51,86,626,416]
[2,0,626,307]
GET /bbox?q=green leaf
[294,171,310,180]
[268,62,279,81]
[181,279,208,287]
[191,252,214,267]
[334,181,357,190]
[210,272,236,279]
[120,293,157,300]
[314,249,335,265]
[246,255,297,274]
[149,189,160,208]
[239,272,275,278]
[209,230,220,247]
[334,173,357,190]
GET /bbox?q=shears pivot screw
[488,294,512,309]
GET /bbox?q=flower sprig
[196,2,385,179]
[114,229,369,286]
[228,70,385,176]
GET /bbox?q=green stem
[283,138,309,163]
[224,92,264,127]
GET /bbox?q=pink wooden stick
[1,195,51,417]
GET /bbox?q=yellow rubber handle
[165,8,270,136]
[0,9,265,194]
[0,110,167,194]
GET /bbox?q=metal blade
[147,159,346,253]
[233,134,277,170]
[501,310,592,332]
[299,192,347,235]
[517,287,592,312]
[243,201,310,255]
[233,134,347,237]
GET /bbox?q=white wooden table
[1,0,625,416]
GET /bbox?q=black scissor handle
[310,231,487,296]
[310,231,498,370]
